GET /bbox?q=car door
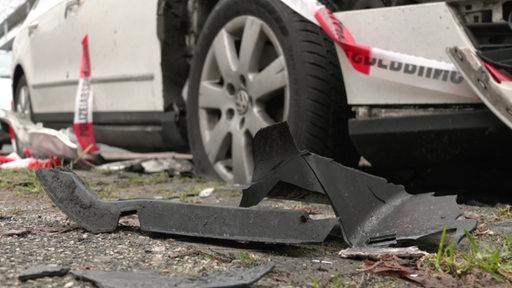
[25,0,87,119]
[83,0,163,119]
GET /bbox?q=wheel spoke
[246,111,272,137]
[199,82,228,110]
[231,131,253,184]
[248,55,287,100]
[213,29,239,81]
[238,17,263,74]
[17,88,28,114]
[204,121,231,163]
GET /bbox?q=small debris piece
[198,188,214,198]
[339,247,429,260]
[1,229,30,237]
[95,159,144,172]
[118,215,140,228]
[72,264,274,288]
[142,158,193,174]
[99,151,192,161]
[311,260,333,265]
[18,265,70,282]
[27,127,78,160]
[95,158,194,175]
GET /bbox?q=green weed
[498,205,512,220]
[330,272,345,288]
[0,169,45,196]
[309,277,320,288]
[427,228,512,283]
[238,252,256,267]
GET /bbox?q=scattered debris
[95,158,194,175]
[98,151,193,161]
[311,260,333,265]
[0,109,37,155]
[339,247,429,260]
[27,127,78,160]
[35,122,477,248]
[0,109,88,168]
[0,108,192,173]
[71,264,274,288]
[18,265,70,282]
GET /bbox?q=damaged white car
[0,50,13,146]
[9,0,512,184]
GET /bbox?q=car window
[0,51,11,78]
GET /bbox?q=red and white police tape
[73,35,99,155]
[307,0,476,97]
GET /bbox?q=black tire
[12,75,33,156]
[187,0,358,183]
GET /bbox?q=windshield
[0,51,11,78]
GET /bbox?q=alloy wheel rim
[198,16,290,183]
[16,86,31,117]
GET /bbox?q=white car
[0,50,12,110]
[0,50,13,146]
[10,0,512,184]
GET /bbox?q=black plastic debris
[18,265,70,282]
[71,264,274,288]
[36,121,477,248]
[36,169,338,244]
[241,122,477,247]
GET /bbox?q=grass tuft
[426,228,512,284]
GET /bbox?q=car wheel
[13,75,33,156]
[14,76,33,118]
[187,0,358,184]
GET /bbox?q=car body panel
[84,0,163,112]
[0,50,12,111]
[448,46,512,130]
[20,0,86,114]
[333,3,480,105]
[14,0,163,116]
[10,0,512,174]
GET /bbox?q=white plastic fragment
[199,188,215,198]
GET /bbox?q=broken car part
[0,109,80,160]
[241,122,477,247]
[448,46,512,130]
[38,122,476,248]
[18,265,70,282]
[36,168,338,244]
[0,109,37,155]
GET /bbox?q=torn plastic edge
[447,46,512,131]
[36,168,339,244]
[241,122,477,247]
